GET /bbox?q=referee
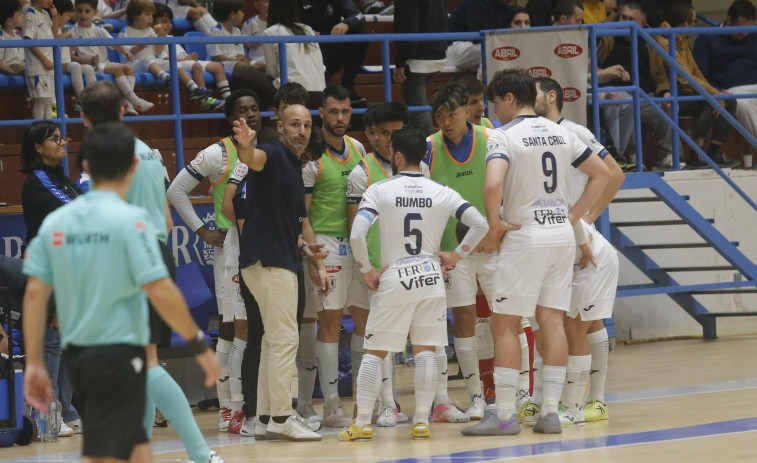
[23,123,219,462]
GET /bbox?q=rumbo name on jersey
[395,197,433,208]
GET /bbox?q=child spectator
[71,0,153,115]
[23,0,56,119]
[153,3,229,109]
[0,0,25,76]
[241,0,267,69]
[120,0,223,111]
[163,0,218,34]
[207,0,249,73]
[53,0,97,111]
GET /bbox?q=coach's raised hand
[232,118,257,148]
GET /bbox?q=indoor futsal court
[4,334,757,462]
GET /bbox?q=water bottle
[40,401,59,443]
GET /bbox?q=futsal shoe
[265,415,322,442]
[431,402,470,423]
[465,394,486,420]
[461,412,520,436]
[393,408,409,423]
[583,398,609,422]
[238,416,255,437]
[134,98,154,113]
[558,403,586,428]
[533,412,562,434]
[338,420,373,441]
[218,406,231,431]
[123,101,139,116]
[515,389,531,409]
[292,410,322,432]
[411,422,431,439]
[376,407,397,427]
[517,400,540,426]
[65,418,83,434]
[58,420,74,437]
[201,450,225,463]
[323,403,353,428]
[296,402,323,426]
[253,416,270,441]
[228,410,245,434]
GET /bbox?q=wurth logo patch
[554,43,582,58]
[563,87,581,102]
[527,66,552,78]
[492,46,520,61]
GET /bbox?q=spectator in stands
[20,120,83,437]
[71,0,154,115]
[299,0,368,106]
[120,0,223,111]
[394,0,447,135]
[604,0,618,15]
[164,0,217,34]
[261,0,326,109]
[581,0,607,23]
[526,0,558,26]
[153,4,231,106]
[596,1,675,168]
[22,0,57,119]
[0,0,25,76]
[553,0,585,24]
[446,0,517,73]
[449,73,501,128]
[53,0,97,112]
[506,7,532,28]
[694,0,757,147]
[241,0,268,69]
[658,2,740,168]
[97,0,126,31]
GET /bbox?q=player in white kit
[462,69,610,436]
[339,128,488,442]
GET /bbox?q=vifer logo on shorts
[554,44,582,58]
[527,66,552,78]
[52,231,64,247]
[562,87,581,102]
[492,46,520,61]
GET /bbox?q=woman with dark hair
[262,0,326,109]
[20,120,82,437]
[506,7,532,28]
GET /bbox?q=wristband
[186,330,208,356]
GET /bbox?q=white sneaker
[218,406,231,431]
[65,418,83,434]
[123,101,138,116]
[558,403,586,428]
[265,415,322,441]
[58,420,74,437]
[376,407,397,427]
[431,401,470,423]
[253,416,269,441]
[239,416,255,437]
[292,410,322,432]
[323,403,352,428]
[205,450,225,463]
[134,98,154,113]
[465,394,486,420]
[296,403,323,424]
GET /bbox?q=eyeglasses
[47,135,68,145]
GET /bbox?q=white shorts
[318,235,370,311]
[178,59,209,72]
[134,58,169,74]
[26,73,53,99]
[491,246,575,316]
[221,60,237,73]
[213,245,237,323]
[166,0,190,18]
[568,252,619,321]
[302,263,322,320]
[445,252,496,308]
[364,296,448,352]
[221,231,245,320]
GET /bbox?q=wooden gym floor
[5,335,757,462]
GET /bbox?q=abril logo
[492,46,520,61]
[554,43,582,58]
[563,87,581,102]
[527,66,552,78]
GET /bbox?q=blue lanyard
[33,169,74,204]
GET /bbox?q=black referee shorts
[148,240,177,347]
[65,344,148,460]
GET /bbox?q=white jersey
[22,4,53,76]
[120,26,158,64]
[558,117,608,209]
[0,30,24,67]
[486,114,592,249]
[207,24,244,60]
[346,152,430,204]
[156,34,188,60]
[261,23,326,91]
[72,24,114,63]
[241,15,266,63]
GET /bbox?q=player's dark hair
[213,0,244,22]
[53,0,74,15]
[487,69,537,108]
[553,0,583,23]
[505,6,530,27]
[126,0,156,25]
[430,83,469,113]
[321,85,351,106]
[80,123,136,181]
[74,0,98,10]
[449,74,485,97]
[153,2,173,20]
[80,81,122,124]
[728,0,757,21]
[535,77,564,112]
[363,106,376,127]
[304,125,325,162]
[20,121,60,174]
[268,0,314,52]
[390,128,426,166]
[224,88,261,119]
[666,2,695,26]
[0,0,22,27]
[274,82,309,111]
[371,102,408,126]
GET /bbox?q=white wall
[611,169,757,340]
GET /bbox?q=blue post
[53,45,68,175]
[278,42,288,85]
[630,25,643,172]
[169,43,184,169]
[382,39,391,102]
[668,31,680,169]
[589,26,600,139]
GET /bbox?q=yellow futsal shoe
[338,420,373,441]
[411,422,430,439]
[517,399,540,426]
[583,398,609,422]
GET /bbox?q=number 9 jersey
[486,115,592,250]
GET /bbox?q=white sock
[296,322,318,407]
[413,351,438,425]
[115,76,139,105]
[350,334,364,386]
[158,71,170,83]
[186,80,199,92]
[68,62,84,96]
[380,354,396,409]
[217,79,230,99]
[531,346,543,406]
[433,345,449,405]
[475,317,494,359]
[215,338,232,408]
[518,332,530,393]
[229,337,246,413]
[454,336,481,398]
[315,340,340,405]
[82,64,97,88]
[541,365,566,415]
[355,354,382,427]
[563,355,591,408]
[33,98,52,119]
[588,328,609,402]
[126,75,136,90]
[493,366,519,420]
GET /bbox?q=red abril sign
[563,87,581,102]
[554,43,582,58]
[492,46,520,61]
[527,66,552,78]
